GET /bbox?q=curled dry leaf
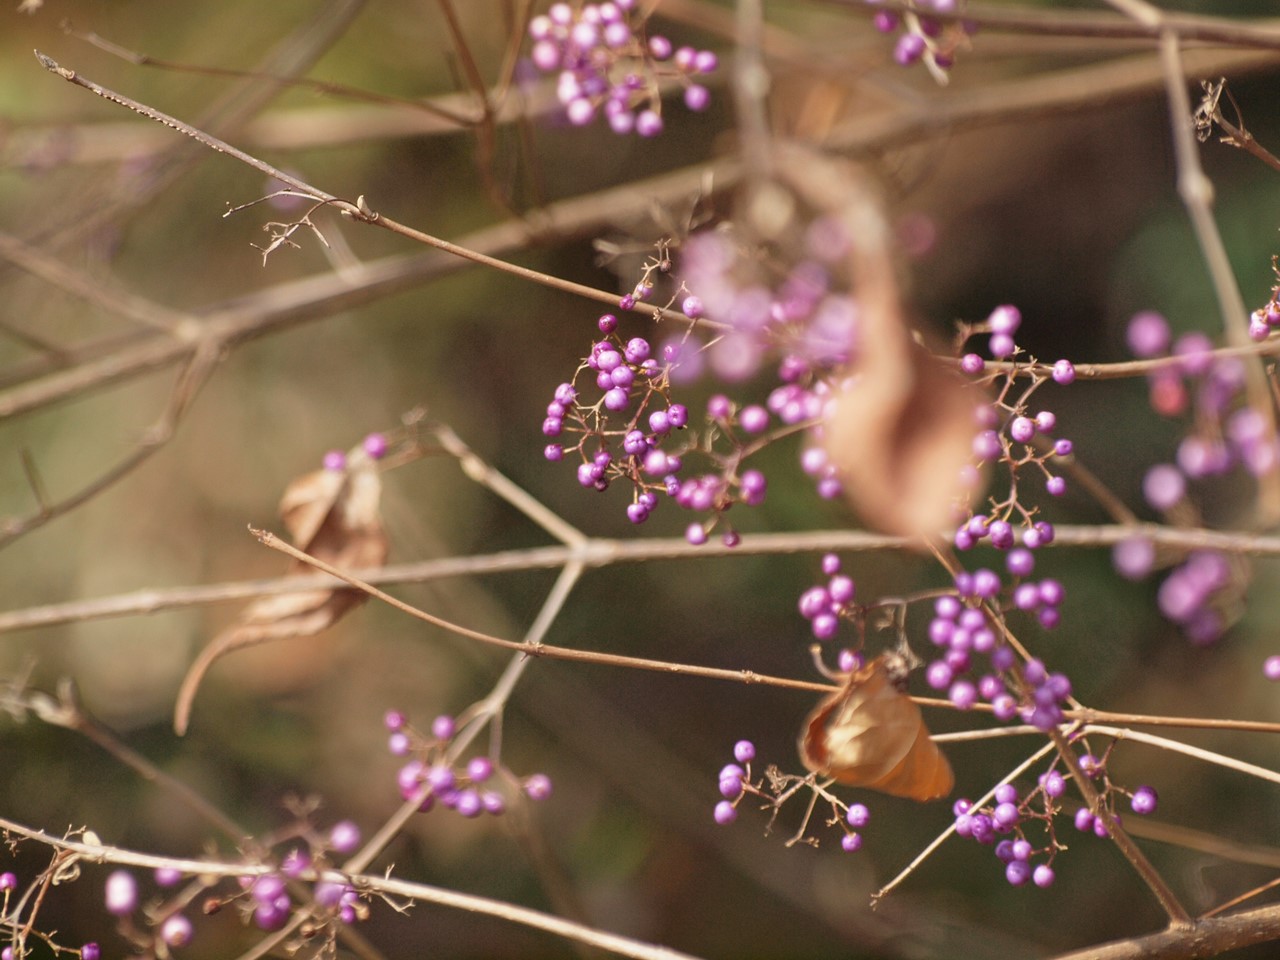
[799,654,953,802]
[173,452,388,734]
[774,143,982,538]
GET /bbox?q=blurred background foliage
[2,1,1280,958]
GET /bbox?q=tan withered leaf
[775,144,982,538]
[799,654,953,802]
[173,453,388,734]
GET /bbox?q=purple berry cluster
[868,0,975,78]
[98,816,368,949]
[673,222,861,502]
[953,778,1061,888]
[953,755,1158,889]
[1113,310,1254,646]
[713,738,756,826]
[387,710,551,818]
[797,553,857,641]
[958,305,1077,516]
[714,739,870,852]
[527,2,717,136]
[926,574,1072,730]
[1128,311,1274,474]
[544,312,778,544]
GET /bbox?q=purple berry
[1051,359,1076,384]
[359,435,387,463]
[329,820,361,854]
[733,740,755,763]
[714,800,737,824]
[524,773,553,800]
[430,716,455,742]
[82,946,100,960]
[1006,861,1031,886]
[105,870,137,916]
[1130,786,1158,815]
[161,914,193,947]
[1265,655,1280,681]
[1127,311,1170,357]
[1033,863,1056,887]
[738,405,769,433]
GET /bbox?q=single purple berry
[467,756,494,783]
[1127,311,1170,357]
[738,405,769,433]
[544,443,563,462]
[845,803,870,828]
[598,313,618,333]
[161,914,193,947]
[989,332,1015,359]
[1010,416,1035,443]
[1005,860,1031,886]
[733,740,755,763]
[524,773,553,801]
[994,783,1018,805]
[322,450,347,472]
[959,353,985,375]
[1143,463,1185,510]
[252,874,286,904]
[1130,786,1158,815]
[329,820,361,854]
[362,432,388,459]
[1051,359,1076,384]
[1033,863,1056,887]
[155,866,182,887]
[1045,475,1066,496]
[1264,655,1280,680]
[105,870,138,916]
[0,873,14,891]
[668,404,689,428]
[455,789,483,818]
[281,848,311,878]
[1113,536,1155,581]
[82,946,101,960]
[949,680,978,710]
[684,84,711,111]
[714,800,737,825]
[993,802,1020,828]
[432,714,456,740]
[841,832,863,852]
[635,109,663,137]
[989,304,1022,335]
[828,575,855,605]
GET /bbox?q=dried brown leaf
[775,144,982,537]
[173,452,388,734]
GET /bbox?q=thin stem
[1049,726,1191,925]
[1155,30,1280,522]
[0,816,708,960]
